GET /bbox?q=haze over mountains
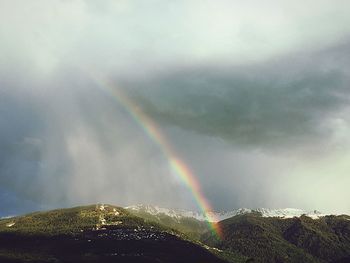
[126,204,327,221]
[0,204,330,222]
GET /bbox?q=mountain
[126,204,327,222]
[126,205,350,263]
[0,204,228,263]
[204,213,350,263]
[1,204,350,263]
[125,204,210,240]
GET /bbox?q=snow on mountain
[0,215,14,220]
[125,204,326,222]
[251,208,324,219]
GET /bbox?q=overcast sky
[1,0,350,216]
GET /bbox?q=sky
[1,0,350,216]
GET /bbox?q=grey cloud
[2,1,350,215]
[0,72,192,214]
[126,42,350,150]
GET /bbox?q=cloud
[0,72,194,214]
[1,0,350,76]
[126,41,350,151]
[1,0,350,215]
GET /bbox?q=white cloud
[1,0,350,76]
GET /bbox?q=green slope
[202,213,350,263]
[126,206,248,262]
[2,205,350,263]
[0,204,229,263]
[126,206,210,240]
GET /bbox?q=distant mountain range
[126,204,327,221]
[0,204,349,263]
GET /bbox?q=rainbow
[89,73,222,239]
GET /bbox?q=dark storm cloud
[127,42,350,149]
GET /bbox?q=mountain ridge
[1,204,350,263]
[125,204,332,222]
[0,204,228,263]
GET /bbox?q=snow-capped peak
[125,204,327,222]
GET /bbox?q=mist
[1,0,350,216]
